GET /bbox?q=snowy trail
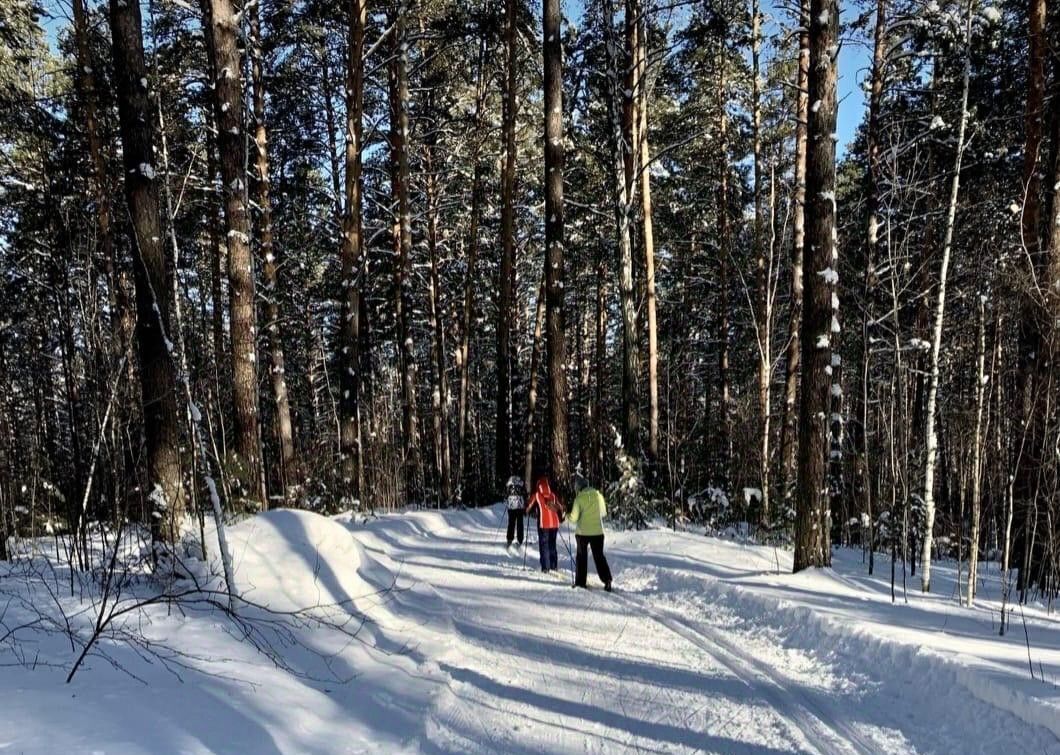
[353,510,820,754]
[614,591,877,755]
[343,507,1060,754]
[5,506,1060,753]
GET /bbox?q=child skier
[567,474,613,591]
[525,476,564,573]
[505,476,526,553]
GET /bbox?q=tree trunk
[524,279,547,488]
[388,7,422,498]
[856,0,887,573]
[249,2,295,499]
[919,0,973,592]
[967,295,987,604]
[205,123,227,443]
[73,0,125,351]
[593,244,609,481]
[543,0,571,492]
[320,38,344,221]
[780,0,809,511]
[458,38,488,499]
[202,0,265,509]
[338,0,366,504]
[751,0,771,526]
[108,0,186,542]
[1012,0,1055,594]
[459,162,483,496]
[613,0,639,458]
[635,0,659,469]
[793,0,838,572]
[496,0,519,489]
[716,49,733,482]
[425,140,452,505]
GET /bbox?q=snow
[3,507,1060,753]
[818,267,839,285]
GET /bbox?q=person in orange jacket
[525,476,564,573]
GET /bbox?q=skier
[525,476,564,573]
[567,474,613,591]
[504,476,526,554]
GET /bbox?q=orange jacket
[526,478,564,529]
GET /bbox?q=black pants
[506,509,524,545]
[538,527,559,571]
[575,534,612,587]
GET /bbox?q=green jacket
[568,487,607,536]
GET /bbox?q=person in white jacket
[505,476,526,552]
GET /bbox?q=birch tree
[919,0,974,592]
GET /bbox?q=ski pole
[523,517,534,571]
[495,503,507,543]
[562,525,575,584]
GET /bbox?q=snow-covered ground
[2,505,1059,754]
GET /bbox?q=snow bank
[220,508,386,611]
[617,531,1060,746]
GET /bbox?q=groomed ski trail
[344,507,1060,754]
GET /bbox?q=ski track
[357,513,811,754]
[342,507,1059,754]
[613,590,876,755]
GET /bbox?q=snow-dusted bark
[608,0,640,459]
[779,0,808,509]
[793,0,839,572]
[716,48,734,481]
[108,0,186,543]
[750,0,772,526]
[524,279,547,490]
[424,138,452,505]
[967,296,988,605]
[387,5,423,497]
[543,0,571,491]
[248,1,295,496]
[919,0,974,592]
[201,0,265,509]
[338,0,366,502]
[496,0,519,488]
[634,0,660,469]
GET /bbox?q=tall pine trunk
[716,48,733,482]
[543,0,571,491]
[496,0,519,488]
[425,139,452,505]
[339,0,366,503]
[793,0,838,572]
[613,0,640,458]
[108,0,186,542]
[457,38,488,498]
[388,7,422,497]
[202,0,266,508]
[856,0,888,572]
[634,0,659,469]
[780,0,809,508]
[751,0,771,526]
[249,1,295,497]
[524,278,547,488]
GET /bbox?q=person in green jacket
[567,475,613,591]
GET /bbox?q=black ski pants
[506,508,524,545]
[575,534,612,588]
